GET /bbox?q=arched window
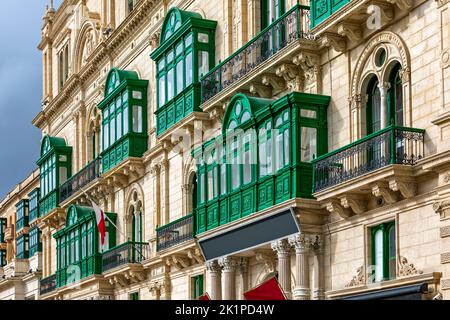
[150,7,217,135]
[371,221,396,283]
[389,63,403,126]
[367,76,381,135]
[127,190,143,244]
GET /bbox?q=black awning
[198,208,299,261]
[339,283,429,300]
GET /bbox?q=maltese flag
[91,200,107,246]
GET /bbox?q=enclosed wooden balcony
[312,125,425,218]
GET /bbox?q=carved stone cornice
[261,74,285,92]
[387,0,414,10]
[275,64,303,91]
[249,83,272,98]
[436,0,450,8]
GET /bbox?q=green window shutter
[371,221,396,283]
[192,275,204,299]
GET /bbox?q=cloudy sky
[0,0,62,197]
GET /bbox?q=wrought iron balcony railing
[39,274,57,296]
[102,241,150,273]
[312,126,425,192]
[200,5,314,104]
[156,214,194,252]
[60,157,101,203]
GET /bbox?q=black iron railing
[39,274,57,296]
[201,5,314,104]
[60,157,101,203]
[312,126,425,192]
[102,241,150,272]
[156,214,194,252]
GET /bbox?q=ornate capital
[218,256,239,272]
[288,233,312,254]
[271,239,292,257]
[206,260,222,274]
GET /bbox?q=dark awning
[339,283,429,300]
[198,208,300,261]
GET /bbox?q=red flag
[244,276,286,300]
[91,200,106,247]
[198,293,211,300]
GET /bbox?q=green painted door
[192,275,204,299]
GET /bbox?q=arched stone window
[125,187,144,243]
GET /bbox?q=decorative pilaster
[206,260,222,300]
[378,82,391,129]
[271,239,293,299]
[238,257,249,299]
[150,163,161,228]
[312,235,325,300]
[219,256,239,300]
[289,234,311,300]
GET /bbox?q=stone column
[238,257,249,299]
[150,164,161,229]
[378,82,391,129]
[206,260,222,300]
[271,239,292,299]
[312,235,325,300]
[289,234,311,300]
[219,256,239,300]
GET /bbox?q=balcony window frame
[370,221,396,283]
[16,234,29,259]
[29,227,42,257]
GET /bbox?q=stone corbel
[261,74,285,92]
[126,164,145,179]
[187,248,204,264]
[371,182,398,204]
[110,174,128,189]
[319,32,346,52]
[209,105,225,122]
[388,179,417,199]
[386,0,413,11]
[367,2,394,25]
[172,254,190,270]
[150,31,161,50]
[337,22,362,43]
[325,199,352,218]
[275,64,303,91]
[341,195,367,215]
[433,200,450,220]
[111,274,127,287]
[249,83,272,98]
[125,270,146,283]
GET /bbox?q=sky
[0,0,62,198]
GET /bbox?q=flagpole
[78,185,148,261]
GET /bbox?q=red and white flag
[91,200,107,246]
[244,276,286,300]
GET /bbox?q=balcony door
[261,0,285,55]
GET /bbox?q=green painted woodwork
[29,227,42,257]
[54,205,117,288]
[16,234,29,259]
[192,274,204,299]
[28,188,40,223]
[371,221,396,282]
[310,0,351,28]
[37,136,72,216]
[0,218,6,243]
[193,92,330,235]
[261,0,286,28]
[151,7,217,136]
[130,292,139,300]
[98,68,149,174]
[15,199,29,232]
[0,250,6,267]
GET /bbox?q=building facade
[0,0,449,300]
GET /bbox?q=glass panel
[241,111,251,123]
[228,120,237,130]
[185,52,193,86]
[167,68,174,101]
[132,91,142,100]
[200,172,205,203]
[389,226,396,279]
[158,59,165,71]
[395,74,403,126]
[176,43,183,56]
[103,122,109,149]
[198,51,209,78]
[374,229,384,282]
[185,34,193,47]
[275,131,283,171]
[220,164,226,195]
[158,76,165,107]
[300,109,317,118]
[300,127,317,162]
[123,105,129,134]
[371,84,381,132]
[110,114,116,145]
[176,60,184,95]
[198,33,209,43]
[59,167,67,185]
[207,170,213,201]
[117,110,123,139]
[132,105,142,133]
[167,51,174,64]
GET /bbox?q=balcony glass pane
[300,127,317,162]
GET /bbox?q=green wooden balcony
[156,214,194,251]
[102,241,150,273]
[310,0,351,29]
[312,125,425,192]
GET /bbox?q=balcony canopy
[38,136,71,164]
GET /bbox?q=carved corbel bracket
[319,32,346,52]
[433,200,450,220]
[187,248,204,264]
[371,182,398,204]
[262,74,285,92]
[337,22,362,43]
[341,195,367,215]
[249,83,272,98]
[275,64,303,91]
[386,0,413,11]
[389,179,417,199]
[325,199,352,218]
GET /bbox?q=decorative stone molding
[218,256,239,272]
[441,50,450,69]
[249,83,272,98]
[167,254,191,270]
[397,256,423,277]
[288,233,312,253]
[345,266,365,287]
[337,22,362,43]
[441,252,450,264]
[255,249,277,274]
[441,278,450,290]
[325,199,352,219]
[371,182,398,204]
[433,200,450,220]
[440,225,450,238]
[319,32,346,52]
[149,31,160,50]
[387,0,413,10]
[340,195,367,215]
[271,239,293,257]
[275,64,303,91]
[187,248,204,264]
[261,74,285,92]
[388,179,417,199]
[206,260,222,274]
